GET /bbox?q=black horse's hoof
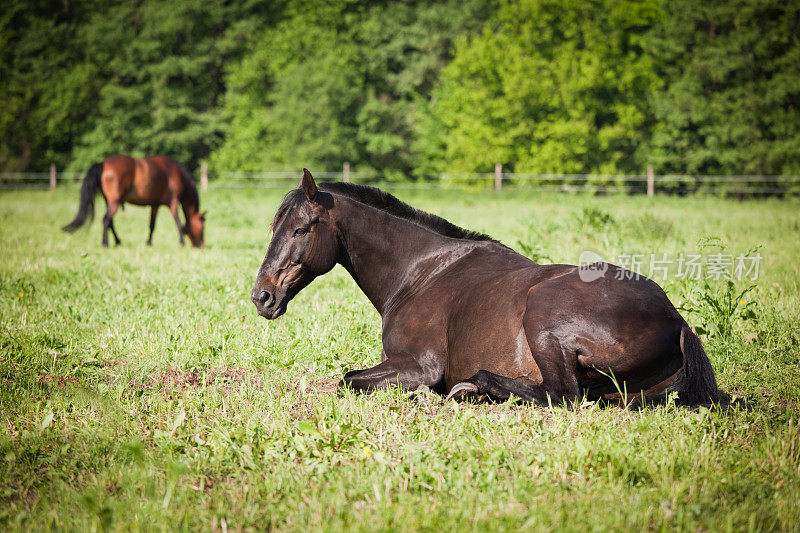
[445,381,479,402]
[336,379,355,396]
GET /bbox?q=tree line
[1,0,798,177]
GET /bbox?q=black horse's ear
[300,168,318,202]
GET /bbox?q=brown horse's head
[184,211,206,248]
[252,169,339,319]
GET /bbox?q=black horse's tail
[62,162,102,232]
[633,323,720,409]
[668,323,720,405]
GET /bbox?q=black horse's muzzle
[251,284,288,319]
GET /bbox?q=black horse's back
[62,162,103,232]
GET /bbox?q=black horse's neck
[330,194,485,315]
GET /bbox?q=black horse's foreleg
[147,205,158,245]
[339,354,442,393]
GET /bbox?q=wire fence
[3,168,800,197]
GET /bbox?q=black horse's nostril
[252,289,271,306]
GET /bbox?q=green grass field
[1,186,799,531]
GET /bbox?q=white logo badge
[578,251,608,282]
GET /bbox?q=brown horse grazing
[252,170,719,407]
[62,155,206,248]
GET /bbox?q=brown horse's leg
[109,218,121,245]
[147,206,158,245]
[169,200,185,246]
[102,202,121,247]
[339,354,442,393]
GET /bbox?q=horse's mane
[176,162,200,208]
[273,182,499,244]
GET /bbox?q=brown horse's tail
[62,162,102,232]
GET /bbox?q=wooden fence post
[200,162,208,192]
[646,165,654,197]
[49,163,56,190]
[343,162,350,183]
[494,163,502,190]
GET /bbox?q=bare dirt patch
[36,374,79,386]
[138,367,263,391]
[310,376,339,394]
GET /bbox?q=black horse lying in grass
[252,170,719,407]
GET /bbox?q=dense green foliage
[2,187,799,529]
[211,0,493,178]
[1,0,272,172]
[1,0,798,176]
[419,0,662,174]
[0,1,95,171]
[646,0,800,175]
[67,0,273,173]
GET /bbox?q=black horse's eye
[293,228,308,237]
